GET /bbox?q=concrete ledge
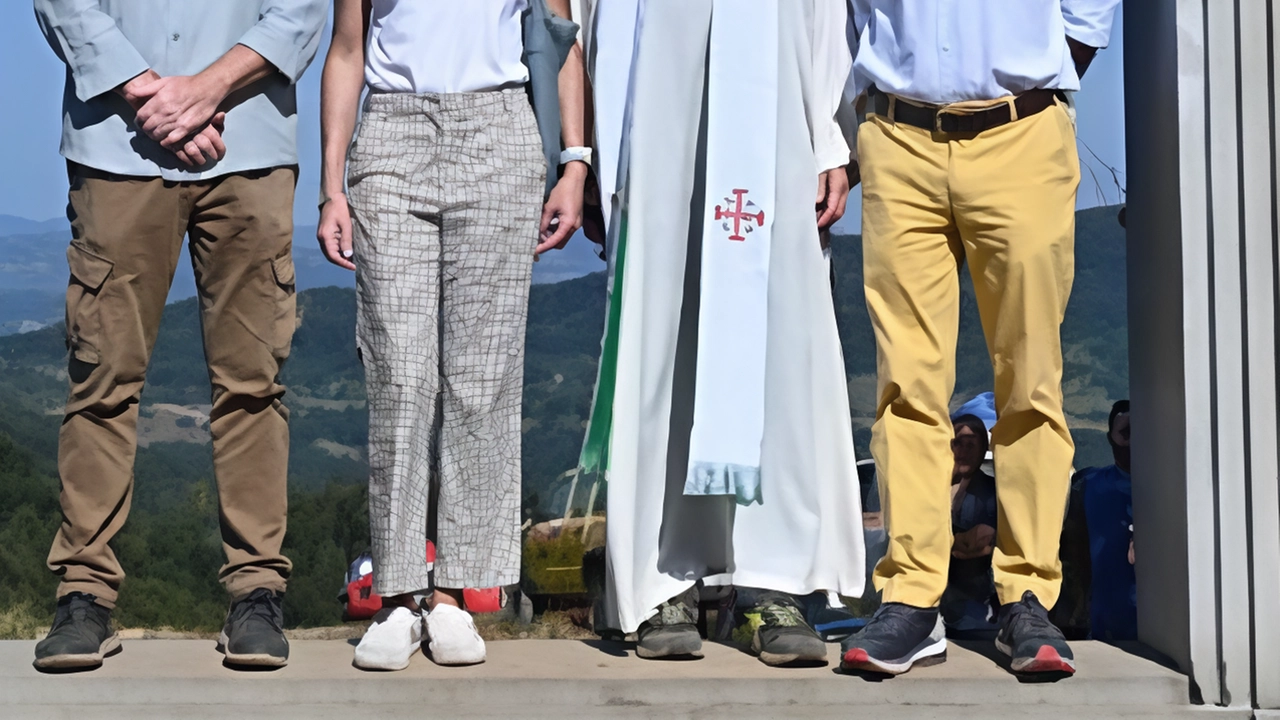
[0,638,1228,718]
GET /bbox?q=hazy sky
[0,5,1126,234]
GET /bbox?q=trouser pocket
[65,243,114,364]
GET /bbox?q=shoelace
[756,602,805,628]
[233,589,283,633]
[859,604,929,642]
[55,594,107,634]
[1004,596,1057,638]
[656,598,696,627]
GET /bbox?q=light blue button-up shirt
[848,0,1120,105]
[35,0,328,181]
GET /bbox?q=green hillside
[0,205,1127,634]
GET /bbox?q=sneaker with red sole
[839,603,946,675]
[995,590,1076,675]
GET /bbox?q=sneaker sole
[635,645,704,660]
[840,637,947,675]
[33,633,121,670]
[218,630,288,668]
[996,640,1077,675]
[635,625,704,660]
[354,654,413,671]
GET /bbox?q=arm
[1061,0,1121,79]
[316,0,371,271]
[813,0,854,231]
[34,0,150,102]
[537,0,589,254]
[134,0,329,148]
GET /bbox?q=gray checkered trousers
[348,89,544,594]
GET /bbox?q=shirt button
[172,33,180,41]
[942,45,950,52]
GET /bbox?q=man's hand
[134,74,228,150]
[173,113,228,167]
[318,194,356,271]
[952,524,997,560]
[1067,37,1099,79]
[117,69,162,111]
[537,165,587,255]
[816,167,851,231]
[846,160,861,190]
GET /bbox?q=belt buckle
[934,107,956,133]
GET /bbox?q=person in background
[941,414,999,640]
[841,0,1120,677]
[317,0,586,670]
[31,0,327,671]
[1066,400,1136,642]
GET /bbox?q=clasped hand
[122,70,227,167]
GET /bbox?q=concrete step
[0,638,1247,719]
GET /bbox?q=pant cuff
[57,581,118,610]
[434,568,521,590]
[879,582,944,610]
[225,575,288,602]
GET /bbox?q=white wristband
[559,146,593,167]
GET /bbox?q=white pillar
[1125,0,1280,710]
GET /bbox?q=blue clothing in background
[1082,464,1137,641]
[941,471,999,637]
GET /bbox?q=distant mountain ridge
[0,215,66,236]
[0,218,605,335]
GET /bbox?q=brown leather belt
[869,87,1062,134]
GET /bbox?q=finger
[165,125,194,149]
[319,223,355,271]
[536,220,570,254]
[339,214,355,265]
[834,186,850,223]
[817,202,838,230]
[141,113,168,137]
[815,171,829,205]
[539,204,557,239]
[132,76,168,98]
[193,133,217,161]
[212,112,227,130]
[183,140,205,166]
[205,128,227,160]
[175,148,195,166]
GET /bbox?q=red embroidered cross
[714,188,765,242]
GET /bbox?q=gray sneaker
[636,587,702,659]
[218,588,289,667]
[746,593,828,667]
[33,593,120,671]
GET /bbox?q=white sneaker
[354,606,423,671]
[425,604,486,665]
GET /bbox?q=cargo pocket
[270,250,298,360]
[271,251,297,292]
[65,244,114,364]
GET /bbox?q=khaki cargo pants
[48,163,298,608]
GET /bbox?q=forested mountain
[0,205,1127,633]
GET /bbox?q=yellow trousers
[860,99,1079,609]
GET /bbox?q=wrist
[196,68,234,105]
[560,161,590,181]
[319,189,347,208]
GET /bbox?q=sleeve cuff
[1064,24,1112,51]
[237,25,302,84]
[71,32,151,102]
[814,120,852,174]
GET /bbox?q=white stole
[683,0,778,506]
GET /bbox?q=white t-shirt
[365,0,531,94]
